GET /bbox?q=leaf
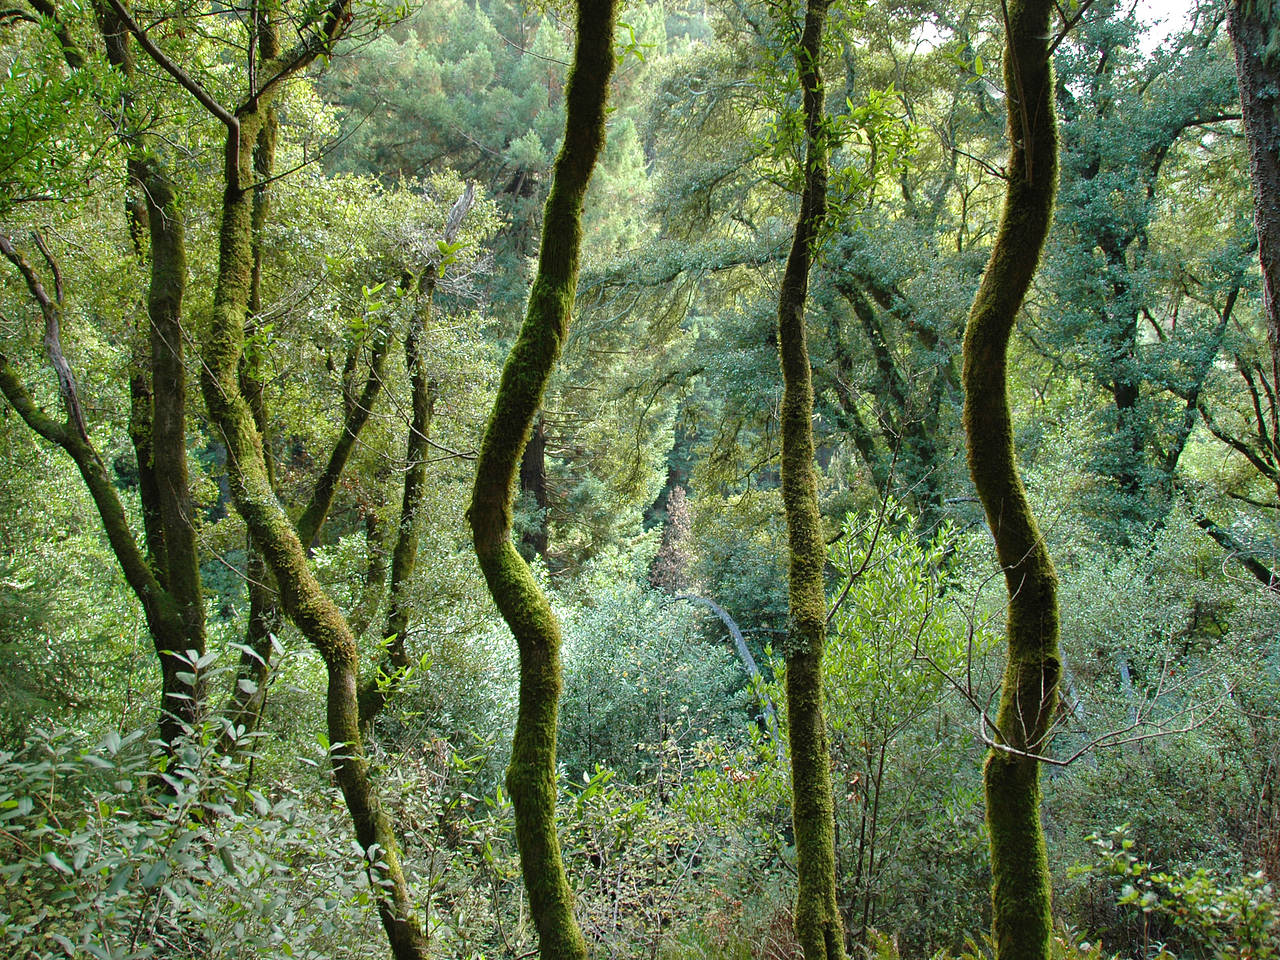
[105,863,134,898]
[141,860,168,889]
[44,851,73,875]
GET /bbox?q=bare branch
[0,232,92,447]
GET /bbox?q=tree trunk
[1231,1,1280,419]
[141,157,207,741]
[961,2,1060,959]
[467,0,616,955]
[360,270,439,728]
[201,106,428,960]
[776,0,845,957]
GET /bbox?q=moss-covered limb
[0,350,198,741]
[467,1,615,955]
[91,1,149,257]
[1230,2,1280,408]
[27,0,84,68]
[222,84,286,752]
[960,2,1059,959]
[837,281,946,531]
[360,275,438,729]
[776,0,844,956]
[200,105,426,957]
[128,366,169,583]
[221,104,285,752]
[0,231,202,745]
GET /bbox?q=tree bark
[775,0,845,957]
[141,158,208,739]
[961,3,1060,960]
[360,270,439,728]
[201,101,428,959]
[1231,1,1280,420]
[467,0,617,955]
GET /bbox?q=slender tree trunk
[961,3,1060,960]
[1231,1,1280,419]
[224,6,286,746]
[467,1,616,955]
[360,270,439,728]
[104,1,209,745]
[141,158,207,739]
[776,0,845,957]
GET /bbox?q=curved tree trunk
[776,0,845,957]
[467,0,616,955]
[201,104,428,960]
[960,3,1060,960]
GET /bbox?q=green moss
[775,0,845,957]
[960,2,1061,959]
[467,1,616,956]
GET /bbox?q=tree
[960,0,1061,958]
[774,0,846,955]
[97,0,435,953]
[0,2,208,750]
[467,0,617,955]
[1231,0,1280,393]
[1043,3,1242,538]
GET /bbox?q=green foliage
[823,509,994,953]
[0,24,109,214]
[558,578,748,780]
[1085,827,1280,960]
[0,724,386,959]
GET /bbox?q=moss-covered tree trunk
[960,3,1060,959]
[221,2,285,747]
[95,0,433,949]
[201,101,428,958]
[467,0,616,955]
[140,157,208,742]
[776,0,845,957]
[360,269,439,728]
[0,2,210,750]
[1231,1,1280,410]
